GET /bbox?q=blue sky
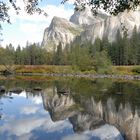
[1,0,74,48]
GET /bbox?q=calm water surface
[0,77,140,140]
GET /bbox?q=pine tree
[116,30,123,65]
[15,45,22,65]
[54,42,63,65]
[130,26,138,65]
[122,28,129,65]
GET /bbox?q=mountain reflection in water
[0,78,140,140]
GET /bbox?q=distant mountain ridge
[42,8,140,51]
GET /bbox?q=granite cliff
[42,8,140,51]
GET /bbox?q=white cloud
[62,124,123,140]
[18,91,27,98]
[19,23,39,33]
[67,0,75,4]
[1,2,74,47]
[43,119,72,133]
[17,133,33,140]
[21,105,39,115]
[62,134,89,140]
[0,116,72,139]
[32,96,43,105]
[44,5,74,22]
[0,117,46,136]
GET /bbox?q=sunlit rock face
[80,10,140,43]
[41,8,106,51]
[42,16,83,51]
[42,88,77,121]
[42,9,140,51]
[70,8,107,26]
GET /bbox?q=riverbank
[0,65,140,80]
[15,73,140,81]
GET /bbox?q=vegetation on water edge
[0,65,140,75]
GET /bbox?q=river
[0,77,140,140]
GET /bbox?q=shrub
[132,67,140,74]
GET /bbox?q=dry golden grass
[14,65,74,74]
[112,65,140,75]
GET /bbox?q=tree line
[0,26,140,72]
[107,26,140,65]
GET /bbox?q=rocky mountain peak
[42,16,83,51]
[50,16,76,29]
[42,8,140,52]
[79,9,140,43]
[70,7,108,26]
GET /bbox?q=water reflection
[0,91,74,140]
[42,79,140,140]
[0,78,140,140]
